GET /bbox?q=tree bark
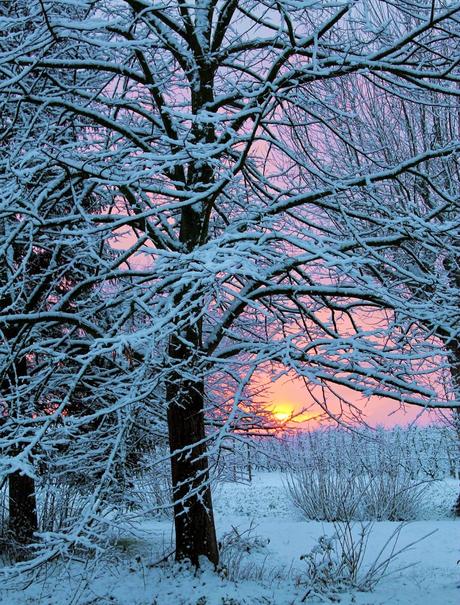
[167,334,219,566]
[165,58,219,565]
[0,278,39,555]
[8,470,38,551]
[445,255,460,515]
[448,340,460,516]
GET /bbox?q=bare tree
[0,1,145,556]
[289,70,460,505]
[1,0,460,567]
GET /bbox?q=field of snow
[0,472,458,605]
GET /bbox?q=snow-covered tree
[288,70,460,503]
[0,0,159,557]
[1,0,460,566]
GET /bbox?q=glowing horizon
[267,375,439,429]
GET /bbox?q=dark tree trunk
[441,251,460,515]
[452,406,460,516]
[447,338,460,516]
[8,470,38,551]
[167,334,219,566]
[0,298,39,554]
[165,53,219,566]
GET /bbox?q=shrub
[37,479,87,532]
[218,522,275,583]
[299,520,430,601]
[285,466,428,522]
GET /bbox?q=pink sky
[268,374,438,429]
[110,206,444,430]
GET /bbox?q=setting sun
[270,403,293,424]
[273,410,290,422]
[269,401,319,427]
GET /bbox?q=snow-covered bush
[360,471,428,521]
[286,466,428,521]
[218,523,272,582]
[284,429,431,521]
[284,469,362,521]
[131,469,173,519]
[38,480,86,533]
[299,521,420,600]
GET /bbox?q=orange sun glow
[270,403,318,426]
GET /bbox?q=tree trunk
[451,360,460,516]
[167,334,219,566]
[8,469,38,553]
[447,338,460,516]
[453,408,460,516]
[0,297,39,554]
[164,58,219,565]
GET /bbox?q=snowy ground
[0,473,458,605]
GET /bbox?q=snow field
[1,472,458,605]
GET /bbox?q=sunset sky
[267,374,438,429]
